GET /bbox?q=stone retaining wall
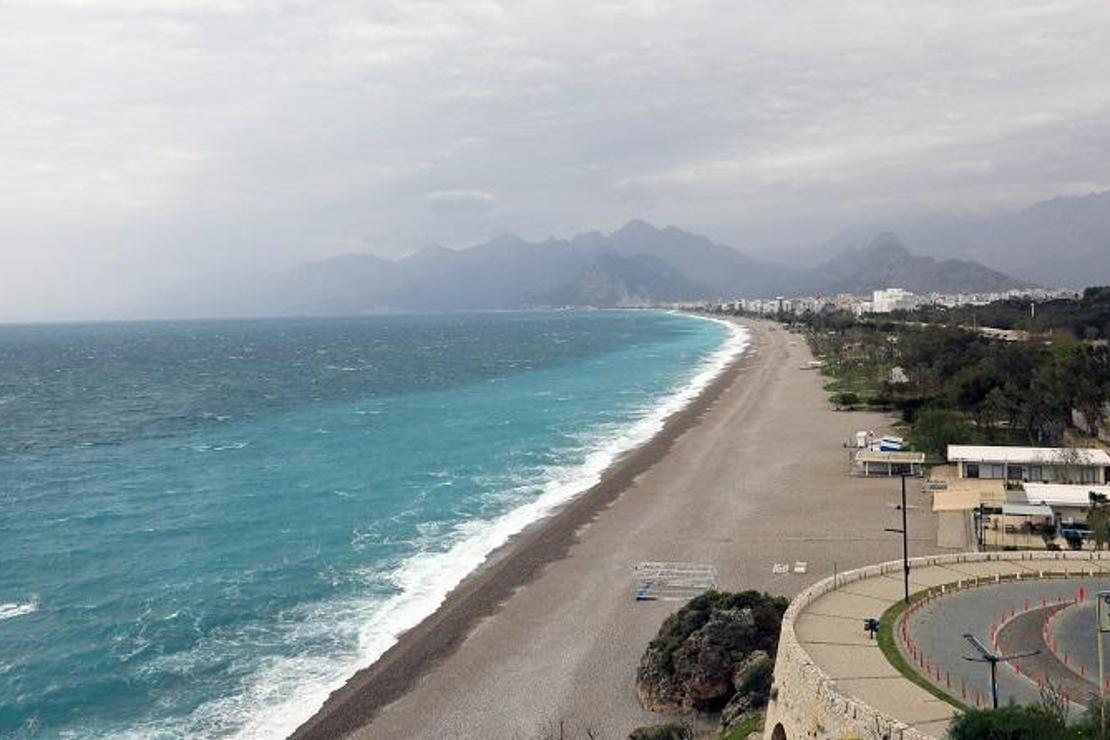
[763,550,1110,740]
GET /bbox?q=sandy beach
[292,318,944,739]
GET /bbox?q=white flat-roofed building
[948,445,1110,485]
[870,288,917,313]
[1016,483,1110,525]
[852,449,926,477]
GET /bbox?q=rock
[627,723,693,740]
[732,650,773,702]
[635,591,787,714]
[720,651,772,729]
[721,687,761,729]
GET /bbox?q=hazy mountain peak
[404,243,454,262]
[612,219,661,238]
[487,233,529,248]
[570,230,606,249]
[866,231,910,254]
[821,232,1028,294]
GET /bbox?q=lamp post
[962,634,1040,709]
[885,474,914,604]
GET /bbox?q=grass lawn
[823,363,888,404]
[877,590,968,712]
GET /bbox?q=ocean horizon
[0,309,746,738]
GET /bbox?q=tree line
[751,307,1110,457]
[903,286,1110,341]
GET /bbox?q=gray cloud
[2,0,1109,319]
[425,189,495,217]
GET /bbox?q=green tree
[912,408,972,458]
[1089,493,1110,552]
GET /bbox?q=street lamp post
[963,634,1040,709]
[885,474,912,604]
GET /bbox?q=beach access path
[292,318,945,740]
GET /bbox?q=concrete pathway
[794,555,1110,738]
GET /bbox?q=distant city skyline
[3,1,1110,320]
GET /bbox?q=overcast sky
[3,0,1110,320]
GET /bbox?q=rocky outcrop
[635,591,787,715]
[721,651,774,728]
[627,723,694,740]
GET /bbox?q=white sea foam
[182,313,750,740]
[0,600,38,622]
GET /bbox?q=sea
[0,310,746,739]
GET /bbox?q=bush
[833,392,860,409]
[722,712,763,740]
[735,655,774,704]
[628,723,693,740]
[947,704,1071,739]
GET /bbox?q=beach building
[928,472,1110,549]
[851,449,926,477]
[927,468,1005,549]
[947,445,1110,485]
[1016,483,1110,526]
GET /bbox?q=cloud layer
[3,0,1109,319]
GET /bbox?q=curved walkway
[765,551,1110,740]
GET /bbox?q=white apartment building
[870,288,917,313]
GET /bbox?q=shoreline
[290,315,755,739]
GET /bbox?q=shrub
[946,704,1071,740]
[628,723,693,740]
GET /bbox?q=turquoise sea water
[0,310,742,738]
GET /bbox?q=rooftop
[929,478,1006,512]
[947,445,1110,466]
[854,450,926,464]
[1019,483,1110,508]
[1001,502,1054,517]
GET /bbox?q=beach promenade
[294,319,945,739]
[770,552,1110,740]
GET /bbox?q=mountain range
[249,189,1110,313]
[267,221,1031,314]
[781,190,1110,288]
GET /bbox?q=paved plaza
[792,553,1110,738]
